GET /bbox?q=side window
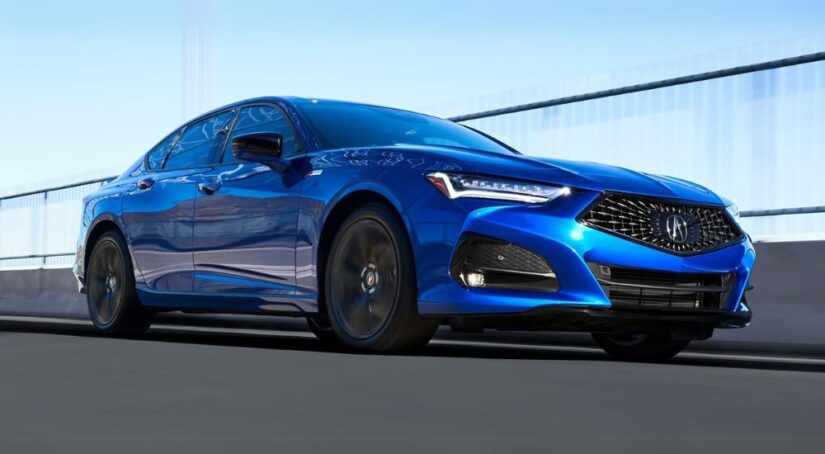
[222,105,299,164]
[145,128,184,171]
[164,110,236,170]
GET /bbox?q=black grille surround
[450,235,559,292]
[589,263,734,311]
[579,193,744,255]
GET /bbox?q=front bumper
[449,303,752,335]
[412,189,755,330]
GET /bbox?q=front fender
[294,148,468,307]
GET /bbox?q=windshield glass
[295,100,517,155]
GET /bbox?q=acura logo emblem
[665,214,689,243]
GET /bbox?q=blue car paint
[73,96,754,322]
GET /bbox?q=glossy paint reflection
[74,96,755,322]
[121,169,201,292]
[192,162,302,298]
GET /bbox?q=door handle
[137,178,155,190]
[198,181,221,195]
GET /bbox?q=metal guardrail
[0,177,113,202]
[741,206,825,217]
[0,253,76,268]
[447,51,825,122]
[0,253,76,260]
[0,176,115,268]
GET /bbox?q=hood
[528,157,722,205]
[388,145,724,205]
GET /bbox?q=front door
[192,104,304,304]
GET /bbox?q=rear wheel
[592,332,690,362]
[325,204,438,352]
[86,231,153,335]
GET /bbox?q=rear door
[122,110,237,294]
[191,104,304,303]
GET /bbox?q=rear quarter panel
[73,178,135,287]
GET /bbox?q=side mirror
[232,132,283,165]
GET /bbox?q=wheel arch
[83,216,128,276]
[316,188,416,314]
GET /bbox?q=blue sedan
[73,97,754,360]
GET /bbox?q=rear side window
[145,128,184,170]
[222,105,299,164]
[164,110,237,170]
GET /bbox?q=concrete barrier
[0,267,86,318]
[1,240,824,355]
[711,240,825,355]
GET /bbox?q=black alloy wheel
[325,204,438,352]
[86,230,153,334]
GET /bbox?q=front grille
[580,193,743,254]
[590,263,732,310]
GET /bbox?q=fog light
[450,235,559,292]
[464,272,486,288]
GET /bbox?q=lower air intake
[589,263,733,310]
[451,235,558,292]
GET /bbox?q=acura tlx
[73,97,754,361]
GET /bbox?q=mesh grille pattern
[581,194,743,254]
[466,241,552,274]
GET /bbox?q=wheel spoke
[106,247,118,274]
[334,261,362,297]
[95,293,112,322]
[368,294,392,321]
[105,292,116,319]
[343,254,363,276]
[345,231,366,263]
[370,240,391,263]
[341,293,369,333]
[93,275,107,289]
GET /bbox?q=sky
[0,0,824,191]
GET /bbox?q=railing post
[41,191,48,268]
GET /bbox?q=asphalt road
[1,317,824,453]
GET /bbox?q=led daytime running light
[426,172,570,204]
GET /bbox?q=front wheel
[306,315,342,348]
[592,332,690,362]
[324,204,438,352]
[86,230,154,335]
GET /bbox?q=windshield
[295,100,517,155]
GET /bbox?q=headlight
[725,203,740,220]
[425,172,571,204]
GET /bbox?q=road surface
[0,316,823,453]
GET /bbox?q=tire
[306,314,343,348]
[86,230,154,335]
[324,203,438,352]
[592,332,690,362]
